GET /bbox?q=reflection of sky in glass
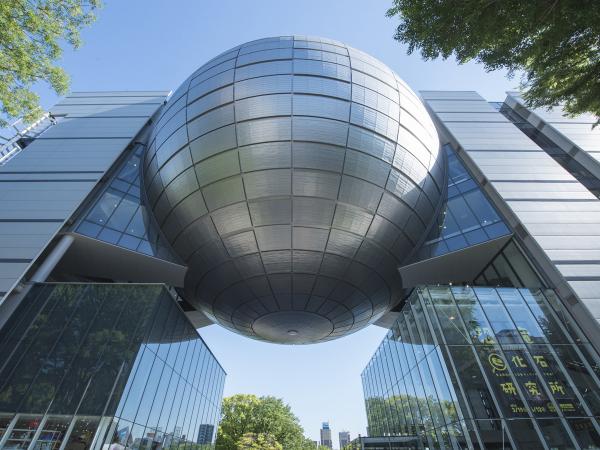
[75,144,176,262]
[414,145,510,260]
[361,285,600,446]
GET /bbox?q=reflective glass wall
[413,145,510,261]
[362,286,600,449]
[75,144,177,262]
[0,283,225,450]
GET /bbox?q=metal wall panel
[144,36,445,344]
[505,92,600,180]
[0,91,168,301]
[422,91,600,327]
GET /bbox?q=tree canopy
[0,0,100,127]
[387,0,600,123]
[216,394,318,450]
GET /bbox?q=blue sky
[36,0,518,444]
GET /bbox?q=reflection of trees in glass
[0,284,165,416]
[0,284,85,411]
[365,392,460,439]
[454,299,494,345]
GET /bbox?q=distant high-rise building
[338,431,351,449]
[339,431,351,448]
[197,424,215,444]
[320,422,332,448]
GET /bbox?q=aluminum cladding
[143,36,444,343]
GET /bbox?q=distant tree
[0,0,101,127]
[386,0,600,124]
[216,394,315,450]
[236,433,282,450]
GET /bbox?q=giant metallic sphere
[143,36,444,344]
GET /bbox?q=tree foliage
[387,0,600,123]
[216,394,318,450]
[236,433,282,450]
[0,0,100,127]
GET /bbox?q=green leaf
[387,0,600,125]
[0,0,101,127]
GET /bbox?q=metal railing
[0,112,55,165]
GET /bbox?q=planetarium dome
[143,36,444,344]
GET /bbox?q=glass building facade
[75,143,176,261]
[0,283,225,450]
[362,285,600,449]
[414,145,510,261]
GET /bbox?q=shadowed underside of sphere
[143,36,444,344]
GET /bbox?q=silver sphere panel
[143,36,444,344]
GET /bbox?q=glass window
[502,243,543,288]
[32,417,71,450]
[124,423,144,450]
[108,419,132,448]
[541,291,583,343]
[118,156,140,184]
[111,179,130,194]
[456,178,478,194]
[173,337,191,376]
[445,234,468,252]
[447,197,479,230]
[0,414,14,441]
[405,309,425,364]
[499,289,546,344]
[427,351,459,424]
[463,190,500,226]
[97,228,121,245]
[428,288,469,345]
[431,240,449,257]
[502,348,555,417]
[181,387,201,446]
[552,345,600,415]
[166,316,185,370]
[118,348,155,422]
[440,209,461,237]
[567,418,600,449]
[126,209,146,238]
[48,291,124,414]
[503,419,544,450]
[62,417,99,450]
[157,371,182,438]
[87,190,122,226]
[453,288,495,345]
[520,291,570,344]
[536,419,577,449]
[475,288,521,344]
[117,234,141,251]
[484,222,510,239]
[464,228,488,246]
[417,358,446,429]
[447,346,500,421]
[398,314,417,371]
[447,153,469,185]
[475,346,529,419]
[77,221,102,238]
[83,287,161,416]
[21,287,102,413]
[494,254,524,287]
[0,285,85,413]
[134,356,165,428]
[106,195,138,232]
[4,416,42,450]
[405,369,429,433]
